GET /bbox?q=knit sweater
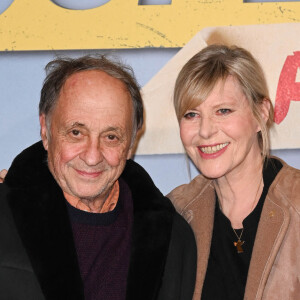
[67,178,133,300]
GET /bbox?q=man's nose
[79,138,103,166]
[198,116,218,139]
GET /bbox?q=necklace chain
[231,175,263,253]
[232,228,244,241]
[216,174,264,254]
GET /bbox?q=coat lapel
[7,177,84,300]
[126,208,174,300]
[122,160,175,300]
[244,195,290,300]
[181,180,215,300]
[192,187,215,300]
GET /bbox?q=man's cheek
[59,145,82,163]
[103,149,125,167]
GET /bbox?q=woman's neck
[214,157,264,229]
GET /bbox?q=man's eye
[71,129,80,136]
[107,135,117,140]
[183,112,198,119]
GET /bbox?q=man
[0,56,196,299]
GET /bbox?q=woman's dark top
[201,159,282,300]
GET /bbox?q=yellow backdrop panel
[1,0,300,50]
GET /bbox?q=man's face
[40,70,134,203]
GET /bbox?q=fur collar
[5,141,175,300]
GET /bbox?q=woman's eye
[183,112,198,119]
[217,108,232,115]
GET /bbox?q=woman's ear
[260,98,271,123]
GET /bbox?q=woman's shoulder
[167,174,214,213]
[269,156,300,213]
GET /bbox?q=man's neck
[63,181,119,213]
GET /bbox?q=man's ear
[127,145,133,160]
[127,148,132,159]
[126,137,136,160]
[127,131,138,159]
[39,114,49,150]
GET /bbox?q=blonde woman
[168,45,300,300]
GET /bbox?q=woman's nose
[198,116,218,139]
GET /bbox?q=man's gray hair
[39,55,144,139]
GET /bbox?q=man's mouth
[75,169,103,178]
[199,142,229,154]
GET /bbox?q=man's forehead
[52,70,133,122]
[63,70,126,91]
[55,70,131,108]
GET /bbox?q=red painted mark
[274,51,300,124]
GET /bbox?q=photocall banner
[0,0,300,50]
[1,1,299,154]
[136,23,300,154]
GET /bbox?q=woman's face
[179,75,262,180]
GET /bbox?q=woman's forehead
[185,75,245,107]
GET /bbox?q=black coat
[0,141,196,300]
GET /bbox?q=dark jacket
[0,141,196,300]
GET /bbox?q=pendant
[234,239,245,253]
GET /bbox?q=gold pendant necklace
[230,176,263,254]
[233,228,244,253]
[217,174,263,255]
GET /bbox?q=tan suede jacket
[168,157,300,300]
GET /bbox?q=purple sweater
[67,179,133,300]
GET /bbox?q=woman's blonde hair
[174,44,274,159]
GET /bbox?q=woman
[168,45,300,300]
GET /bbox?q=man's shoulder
[171,211,196,243]
[0,184,17,234]
[167,211,197,264]
[122,159,157,187]
[0,184,10,206]
[157,209,197,300]
[121,159,175,212]
[5,141,49,188]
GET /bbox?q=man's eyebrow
[103,126,122,133]
[70,122,85,128]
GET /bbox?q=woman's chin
[198,168,225,180]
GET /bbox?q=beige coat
[168,157,300,300]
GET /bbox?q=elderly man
[0,56,196,299]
